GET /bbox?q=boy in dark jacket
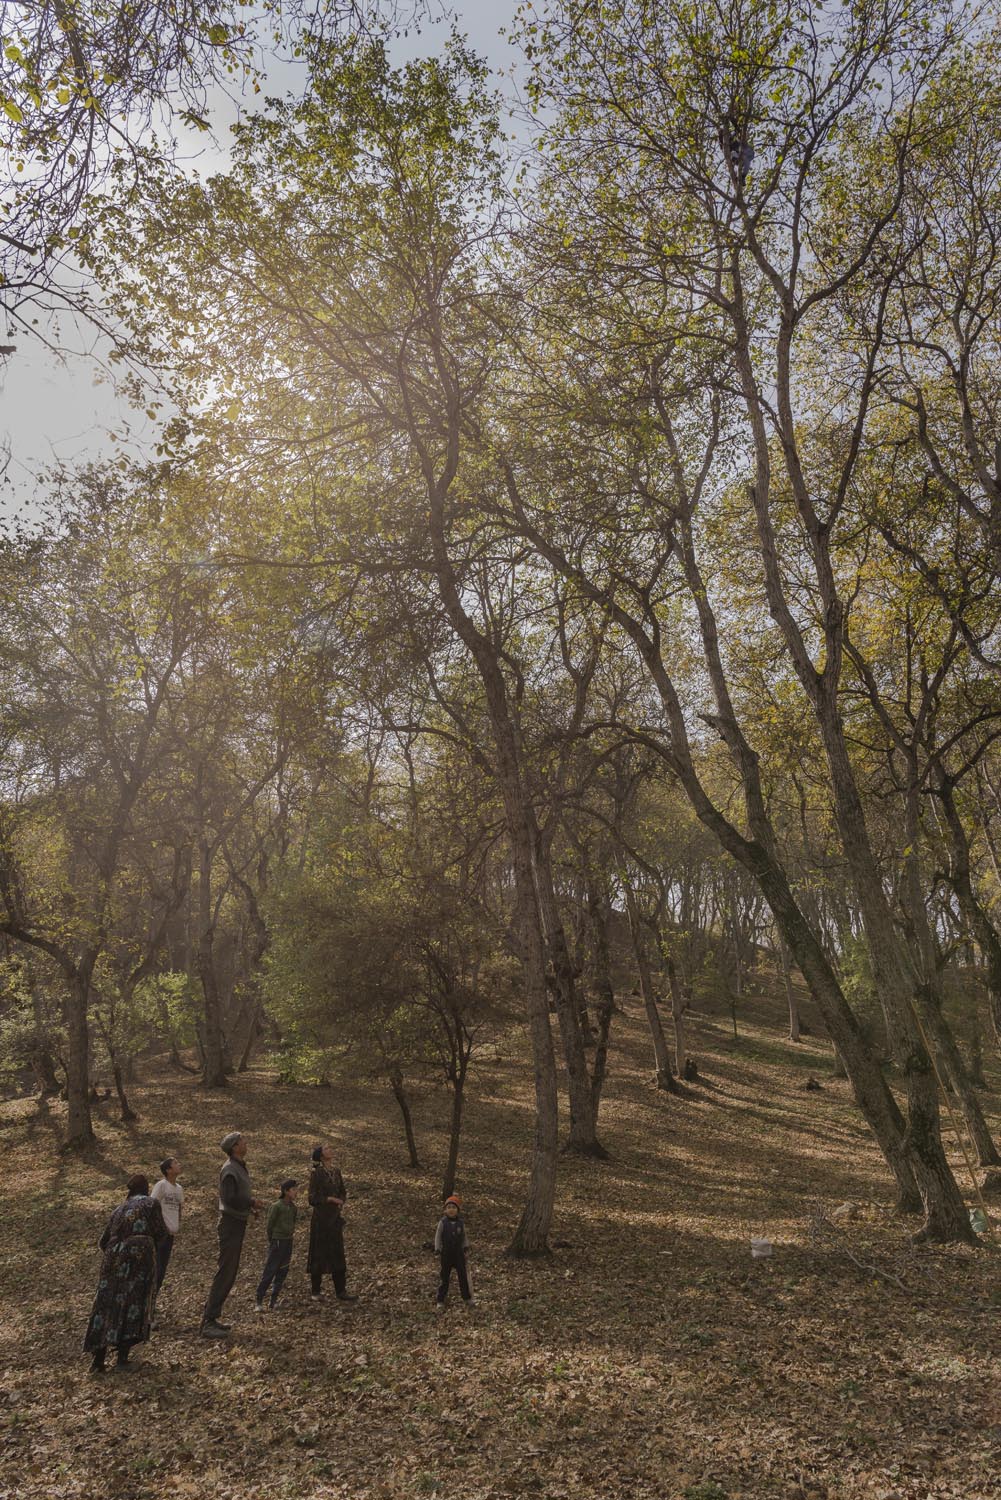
[435,1194,474,1312]
[255,1179,298,1312]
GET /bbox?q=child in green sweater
[255,1179,298,1311]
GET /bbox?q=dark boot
[89,1349,106,1375]
[114,1342,134,1372]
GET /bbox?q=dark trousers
[203,1214,247,1323]
[437,1254,471,1303]
[309,1219,347,1297]
[256,1238,293,1306]
[311,1264,347,1297]
[155,1233,174,1291]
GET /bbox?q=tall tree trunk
[427,490,558,1254]
[64,967,94,1147]
[968,1016,986,1089]
[585,876,615,1116]
[938,775,1001,1057]
[32,1043,61,1098]
[500,490,927,1215]
[197,841,228,1088]
[220,1026,236,1076]
[664,952,690,1077]
[26,963,60,1096]
[237,1001,262,1073]
[389,1067,421,1170]
[442,1057,468,1200]
[780,939,801,1042]
[726,333,969,1237]
[625,889,675,1091]
[505,845,560,1256]
[535,845,606,1156]
[729,925,742,1040]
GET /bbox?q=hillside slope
[0,987,998,1500]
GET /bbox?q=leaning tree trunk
[111,1056,139,1123]
[721,354,971,1239]
[901,785,1000,1170]
[914,983,1001,1167]
[815,721,973,1242]
[389,1067,421,1170]
[938,774,1001,1057]
[512,494,930,1219]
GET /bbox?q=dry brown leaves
[0,987,999,1500]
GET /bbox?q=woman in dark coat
[84,1173,167,1373]
[307,1144,357,1302]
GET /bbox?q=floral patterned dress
[83,1194,167,1352]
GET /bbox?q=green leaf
[2,98,24,123]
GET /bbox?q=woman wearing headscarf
[307,1144,357,1302]
[83,1172,167,1373]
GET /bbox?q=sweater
[218,1157,253,1220]
[266,1198,298,1242]
[151,1177,184,1235]
[435,1214,468,1260]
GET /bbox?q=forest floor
[1,983,999,1500]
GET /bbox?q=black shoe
[200,1319,230,1339]
[113,1358,134,1373]
[336,1293,358,1303]
[89,1352,106,1374]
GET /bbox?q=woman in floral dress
[83,1172,167,1373]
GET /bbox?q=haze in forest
[0,0,521,503]
[2,2,1000,1496]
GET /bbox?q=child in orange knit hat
[434,1195,474,1313]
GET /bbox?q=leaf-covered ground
[1,987,999,1500]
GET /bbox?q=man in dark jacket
[201,1131,261,1338]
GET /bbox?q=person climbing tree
[720,111,754,186]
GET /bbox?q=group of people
[83,1130,474,1374]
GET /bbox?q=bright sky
[0,1,525,517]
